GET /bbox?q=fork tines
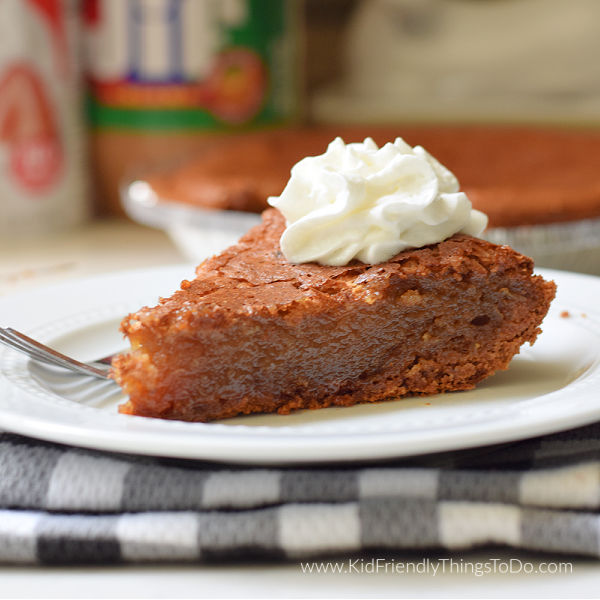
[0,327,111,379]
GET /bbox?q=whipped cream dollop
[268,137,488,266]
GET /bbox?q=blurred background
[1,0,600,282]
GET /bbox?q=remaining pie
[112,209,556,422]
[145,125,600,228]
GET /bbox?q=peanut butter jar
[83,0,302,215]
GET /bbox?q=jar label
[0,0,88,235]
[83,0,300,130]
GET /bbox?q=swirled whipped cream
[268,137,488,266]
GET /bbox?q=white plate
[0,265,599,465]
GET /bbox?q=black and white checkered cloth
[1,424,600,565]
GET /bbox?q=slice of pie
[112,209,556,422]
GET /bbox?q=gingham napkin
[1,424,600,565]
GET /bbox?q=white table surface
[1,219,599,599]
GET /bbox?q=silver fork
[0,327,113,380]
